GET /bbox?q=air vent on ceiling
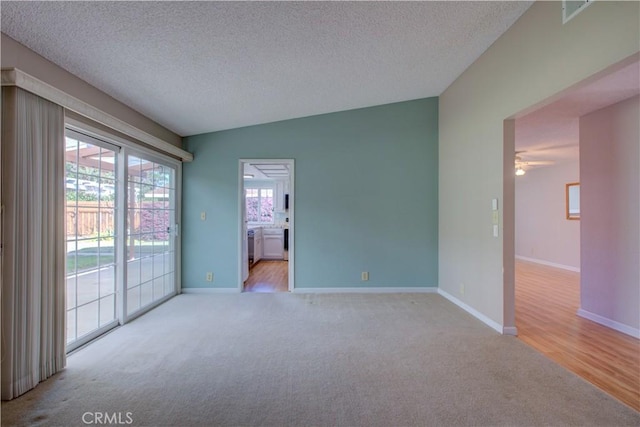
[563,0,592,24]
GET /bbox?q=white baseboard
[181,287,240,294]
[502,326,518,336]
[181,287,438,295]
[292,287,438,294]
[515,255,580,273]
[577,308,640,339]
[437,289,517,335]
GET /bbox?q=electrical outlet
[200,211,206,221]
[206,272,213,282]
[361,272,369,281]
[460,283,465,296]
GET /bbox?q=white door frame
[238,159,295,291]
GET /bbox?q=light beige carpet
[2,293,639,426]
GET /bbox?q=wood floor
[515,260,640,411]
[243,260,288,292]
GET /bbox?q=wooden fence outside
[66,202,120,237]
[66,201,169,238]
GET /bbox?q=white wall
[515,160,580,271]
[439,1,640,329]
[579,95,639,335]
[1,33,182,147]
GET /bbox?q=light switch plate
[492,198,498,211]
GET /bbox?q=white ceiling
[515,60,640,169]
[244,163,290,180]
[1,1,532,136]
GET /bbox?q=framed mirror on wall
[566,182,580,220]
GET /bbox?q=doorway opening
[238,159,294,292]
[505,57,639,410]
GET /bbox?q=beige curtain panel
[1,87,66,400]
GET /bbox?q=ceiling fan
[514,152,555,176]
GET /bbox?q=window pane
[127,287,141,315]
[127,259,141,289]
[67,309,77,344]
[140,282,153,307]
[77,300,99,338]
[99,177,116,203]
[66,240,78,275]
[153,277,164,301]
[164,273,174,296]
[154,210,170,239]
[67,276,77,310]
[139,234,155,258]
[153,253,165,278]
[141,256,154,284]
[76,270,99,306]
[261,191,273,222]
[246,191,259,222]
[99,265,116,296]
[139,209,152,235]
[246,187,274,224]
[99,295,116,327]
[128,156,142,182]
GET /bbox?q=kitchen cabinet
[274,179,290,213]
[262,228,284,259]
[254,228,263,263]
[274,180,284,212]
[283,180,290,201]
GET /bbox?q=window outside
[246,187,274,223]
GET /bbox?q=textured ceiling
[515,60,640,169]
[1,1,532,136]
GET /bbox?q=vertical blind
[1,87,66,400]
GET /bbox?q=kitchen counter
[248,224,288,229]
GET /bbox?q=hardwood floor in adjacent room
[244,260,288,292]
[515,260,640,411]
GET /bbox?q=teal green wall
[182,98,438,289]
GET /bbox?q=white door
[241,186,249,282]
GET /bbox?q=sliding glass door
[125,154,177,317]
[64,127,180,350]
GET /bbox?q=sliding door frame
[65,118,182,343]
[121,147,182,324]
[65,128,121,352]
